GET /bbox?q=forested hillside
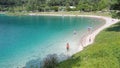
[0,0,118,12]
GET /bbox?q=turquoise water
[0,15,105,68]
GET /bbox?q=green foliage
[51,6,59,12]
[77,3,92,12]
[77,0,112,11]
[0,0,116,12]
[66,3,70,11]
[58,22,120,68]
[41,54,58,68]
[110,0,120,18]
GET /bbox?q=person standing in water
[88,26,92,34]
[73,30,77,35]
[66,43,70,51]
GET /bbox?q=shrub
[51,6,59,12]
[41,54,58,68]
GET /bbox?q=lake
[0,15,105,68]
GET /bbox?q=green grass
[57,22,120,68]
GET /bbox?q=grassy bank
[58,22,120,68]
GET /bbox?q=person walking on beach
[88,26,92,42]
[66,43,70,51]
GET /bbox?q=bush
[111,11,120,19]
[41,54,58,68]
[51,6,59,12]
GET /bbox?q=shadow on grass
[105,22,120,32]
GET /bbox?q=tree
[0,0,117,12]
[111,0,120,18]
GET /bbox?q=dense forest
[0,0,119,12]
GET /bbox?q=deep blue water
[0,14,105,68]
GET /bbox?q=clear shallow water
[0,15,105,68]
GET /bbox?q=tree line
[0,0,119,12]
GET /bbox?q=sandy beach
[29,13,120,52]
[78,15,120,51]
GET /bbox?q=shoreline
[1,13,119,68]
[78,15,120,51]
[29,13,120,52]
